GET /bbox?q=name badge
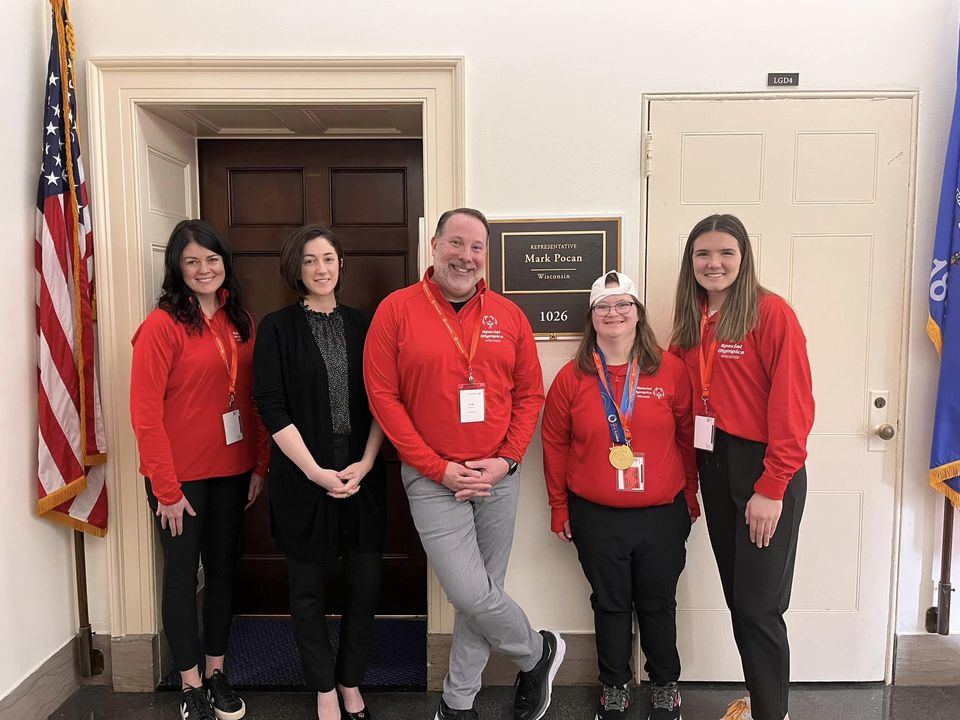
[223,409,244,445]
[617,453,645,492]
[459,383,485,423]
[694,414,715,451]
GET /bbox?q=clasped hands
[310,459,372,499]
[441,457,510,501]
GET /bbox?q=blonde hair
[670,214,766,349]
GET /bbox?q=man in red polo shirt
[364,208,564,720]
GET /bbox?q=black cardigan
[253,302,385,561]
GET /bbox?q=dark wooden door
[199,139,426,615]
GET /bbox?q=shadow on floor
[48,682,960,720]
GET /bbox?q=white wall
[0,0,84,703]
[5,0,955,696]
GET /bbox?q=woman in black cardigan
[253,225,385,720]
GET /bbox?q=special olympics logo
[653,387,665,399]
[481,314,499,329]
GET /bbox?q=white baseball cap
[589,271,640,307]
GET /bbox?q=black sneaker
[512,630,566,720]
[648,681,682,720]
[180,686,216,720]
[596,683,631,720]
[435,697,480,720]
[203,669,246,720]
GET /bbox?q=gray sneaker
[649,681,682,720]
[595,683,631,719]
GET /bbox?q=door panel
[644,96,913,680]
[136,107,199,309]
[200,138,426,615]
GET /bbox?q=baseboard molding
[0,637,79,720]
[427,632,597,691]
[894,633,960,686]
[111,633,161,691]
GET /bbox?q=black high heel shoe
[338,690,371,720]
[341,709,371,720]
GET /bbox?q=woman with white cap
[541,271,699,720]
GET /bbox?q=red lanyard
[202,311,238,408]
[420,280,483,384]
[698,306,719,412]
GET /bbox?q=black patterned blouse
[301,302,351,435]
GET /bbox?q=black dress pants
[286,434,383,692]
[287,551,382,692]
[697,429,806,720]
[145,472,249,672]
[568,491,690,686]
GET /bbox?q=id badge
[694,414,715,451]
[223,409,244,445]
[617,453,645,492]
[459,383,485,423]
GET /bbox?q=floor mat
[159,616,426,690]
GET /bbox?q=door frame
[638,91,918,683]
[85,56,465,689]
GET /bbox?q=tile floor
[48,682,960,719]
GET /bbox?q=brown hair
[278,225,343,298]
[434,207,490,240]
[575,273,661,375]
[670,214,766,349]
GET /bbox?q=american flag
[35,0,107,536]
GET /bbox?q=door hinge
[643,132,654,178]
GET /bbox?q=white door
[135,106,199,308]
[642,94,914,681]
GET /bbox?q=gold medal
[609,444,633,470]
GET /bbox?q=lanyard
[420,280,483,384]
[592,349,640,446]
[698,305,719,412]
[202,311,238,408]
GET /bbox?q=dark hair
[575,273,661,375]
[434,207,490,240]
[670,214,766,349]
[279,225,344,298]
[157,219,251,342]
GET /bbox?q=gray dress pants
[401,464,543,710]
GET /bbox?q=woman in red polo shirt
[131,220,269,720]
[670,214,814,720]
[542,271,698,720]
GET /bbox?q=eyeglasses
[592,301,637,317]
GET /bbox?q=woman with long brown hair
[542,271,699,720]
[131,219,269,720]
[670,214,814,720]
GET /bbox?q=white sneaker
[719,697,752,720]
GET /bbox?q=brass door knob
[876,424,896,441]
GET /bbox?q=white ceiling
[143,103,423,138]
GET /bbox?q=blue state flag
[929,38,960,508]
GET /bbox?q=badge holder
[459,383,485,423]
[694,414,715,451]
[617,452,645,492]
[223,408,244,445]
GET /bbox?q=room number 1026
[540,310,568,322]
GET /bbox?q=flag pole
[936,497,954,635]
[73,529,103,677]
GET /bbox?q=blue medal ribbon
[593,349,640,447]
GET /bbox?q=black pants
[145,472,249,672]
[698,429,806,720]
[287,433,383,692]
[287,551,382,692]
[569,491,690,686]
